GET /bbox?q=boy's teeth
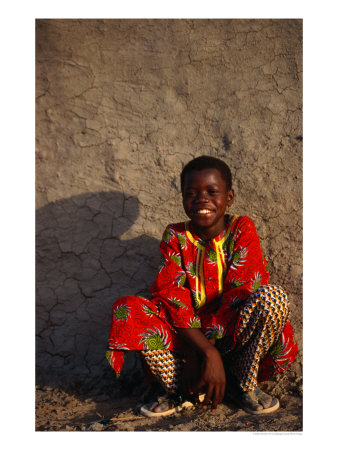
[196,209,211,214]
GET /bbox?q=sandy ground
[35,368,302,432]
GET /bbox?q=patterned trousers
[141,285,292,393]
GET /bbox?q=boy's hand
[177,328,226,411]
[193,346,226,411]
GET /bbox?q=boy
[107,156,297,416]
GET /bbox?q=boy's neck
[190,215,229,241]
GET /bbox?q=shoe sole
[140,394,206,418]
[243,398,280,415]
[230,395,280,415]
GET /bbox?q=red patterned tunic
[107,215,297,378]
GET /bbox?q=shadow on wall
[36,191,160,392]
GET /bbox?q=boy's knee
[255,284,290,318]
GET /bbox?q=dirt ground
[35,367,302,432]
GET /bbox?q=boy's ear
[227,189,235,206]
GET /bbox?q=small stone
[88,422,105,431]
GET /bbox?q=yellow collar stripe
[195,247,206,309]
[185,223,204,249]
[215,241,226,294]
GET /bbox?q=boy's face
[182,168,234,240]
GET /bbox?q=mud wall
[36,19,302,389]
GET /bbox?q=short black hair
[180,155,232,192]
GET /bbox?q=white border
[2,0,337,447]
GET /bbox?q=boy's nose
[195,192,208,202]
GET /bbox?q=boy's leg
[139,350,187,414]
[140,349,184,394]
[219,285,295,412]
[230,284,290,392]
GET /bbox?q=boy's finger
[202,386,213,408]
[211,386,222,411]
[216,384,224,401]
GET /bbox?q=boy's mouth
[192,208,215,215]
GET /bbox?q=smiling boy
[107,156,298,416]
